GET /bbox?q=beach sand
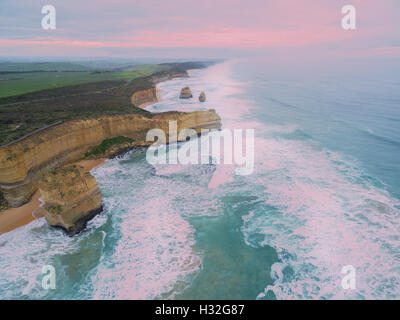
[76,158,106,171]
[0,158,106,235]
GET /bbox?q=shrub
[89,136,133,156]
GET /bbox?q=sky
[0,0,399,60]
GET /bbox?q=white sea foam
[241,129,400,299]
[87,65,246,298]
[0,214,107,299]
[90,157,204,299]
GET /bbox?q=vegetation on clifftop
[85,136,133,157]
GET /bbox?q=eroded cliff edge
[0,109,221,207]
[38,164,103,235]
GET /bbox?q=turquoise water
[1,59,400,299]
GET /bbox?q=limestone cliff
[38,165,102,235]
[130,87,158,108]
[0,109,221,207]
[131,71,189,107]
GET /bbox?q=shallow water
[1,59,400,299]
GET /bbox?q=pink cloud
[0,25,355,49]
[0,0,399,57]
[360,46,400,57]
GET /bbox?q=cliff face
[0,109,221,207]
[130,87,158,108]
[38,165,102,235]
[130,71,190,108]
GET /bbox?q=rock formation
[199,91,206,102]
[0,109,221,207]
[179,87,193,99]
[38,165,102,235]
[130,88,158,108]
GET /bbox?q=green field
[0,62,172,98]
[0,62,93,72]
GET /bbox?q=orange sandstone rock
[38,165,102,235]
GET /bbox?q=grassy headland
[0,62,181,98]
[0,60,211,145]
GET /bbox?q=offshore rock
[199,91,206,102]
[179,86,193,99]
[38,165,102,235]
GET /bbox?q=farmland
[0,62,174,98]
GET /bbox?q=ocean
[1,59,400,299]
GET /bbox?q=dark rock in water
[179,86,193,99]
[199,91,206,102]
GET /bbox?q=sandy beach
[76,158,106,172]
[0,158,106,235]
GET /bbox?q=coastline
[137,86,163,109]
[0,65,210,235]
[0,158,106,235]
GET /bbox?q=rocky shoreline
[0,159,104,234]
[0,74,221,234]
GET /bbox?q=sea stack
[38,164,102,235]
[199,91,206,102]
[179,86,193,99]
